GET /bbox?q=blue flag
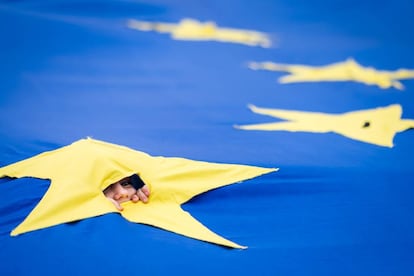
[1,1,413,275]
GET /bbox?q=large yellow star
[0,138,276,248]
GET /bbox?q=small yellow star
[0,138,276,248]
[127,18,272,47]
[248,58,414,90]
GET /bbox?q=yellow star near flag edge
[235,104,414,147]
[248,58,414,90]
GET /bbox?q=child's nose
[115,187,129,199]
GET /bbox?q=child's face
[103,179,137,204]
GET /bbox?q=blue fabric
[1,1,413,275]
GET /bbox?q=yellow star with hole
[0,138,276,248]
[235,104,414,147]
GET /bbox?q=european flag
[1,1,413,275]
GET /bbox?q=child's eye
[120,182,130,187]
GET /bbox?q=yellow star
[127,18,272,48]
[0,138,276,248]
[235,104,414,147]
[248,58,414,90]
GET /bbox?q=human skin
[104,177,150,211]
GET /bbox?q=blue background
[1,1,413,275]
